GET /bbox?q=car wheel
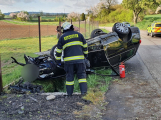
[50,45,64,62]
[112,22,130,38]
[50,45,57,61]
[91,29,103,38]
[151,32,154,37]
[147,32,149,36]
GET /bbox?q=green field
[4,15,12,19]
[2,20,59,25]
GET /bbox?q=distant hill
[4,11,68,15]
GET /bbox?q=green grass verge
[32,68,112,93]
[136,14,161,30]
[99,22,134,27]
[101,28,109,33]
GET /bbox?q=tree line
[68,0,161,25]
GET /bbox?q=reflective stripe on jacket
[55,30,88,64]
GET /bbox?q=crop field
[32,16,60,20]
[0,21,58,40]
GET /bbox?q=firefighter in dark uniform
[55,22,88,96]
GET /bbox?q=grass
[100,22,134,27]
[72,22,99,39]
[101,28,109,33]
[0,35,58,86]
[4,15,12,19]
[2,20,59,25]
[136,14,161,30]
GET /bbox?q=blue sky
[0,0,123,13]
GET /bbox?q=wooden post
[71,19,72,24]
[29,26,30,37]
[79,20,80,32]
[89,21,90,36]
[59,18,62,36]
[38,16,41,52]
[0,54,3,94]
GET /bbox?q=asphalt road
[100,27,161,119]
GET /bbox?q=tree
[17,11,30,21]
[67,12,80,21]
[40,11,43,16]
[9,13,17,19]
[101,0,118,11]
[0,10,5,20]
[80,13,85,21]
[122,0,161,25]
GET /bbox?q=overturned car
[11,23,141,82]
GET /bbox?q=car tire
[50,45,57,61]
[112,22,130,38]
[151,32,154,37]
[147,32,149,36]
[91,29,103,38]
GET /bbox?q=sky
[0,0,123,14]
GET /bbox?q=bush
[93,4,133,24]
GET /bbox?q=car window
[155,24,161,27]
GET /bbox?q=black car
[12,22,141,81]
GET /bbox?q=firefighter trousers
[64,63,87,95]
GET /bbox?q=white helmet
[62,22,72,30]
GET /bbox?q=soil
[0,21,57,40]
[0,21,87,40]
[0,94,91,120]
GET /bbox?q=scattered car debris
[9,79,43,94]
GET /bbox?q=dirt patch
[0,21,58,40]
[0,21,87,40]
[0,94,91,120]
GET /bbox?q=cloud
[0,0,34,6]
[65,5,71,8]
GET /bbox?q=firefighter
[55,22,88,96]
